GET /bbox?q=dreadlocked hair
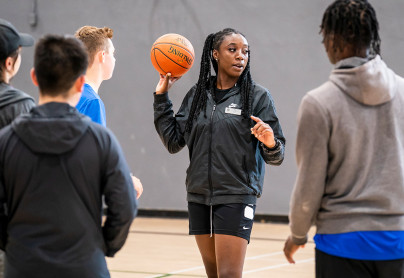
[184,28,254,133]
[320,0,380,56]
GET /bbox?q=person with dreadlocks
[153,28,285,277]
[284,0,404,277]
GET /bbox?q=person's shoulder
[81,88,101,101]
[0,84,34,101]
[184,83,198,98]
[250,82,274,104]
[252,82,271,97]
[252,82,267,92]
[298,81,338,115]
[77,93,104,111]
[177,83,198,106]
[394,73,404,89]
[0,85,35,111]
[13,88,34,100]
[305,81,337,103]
[86,121,115,142]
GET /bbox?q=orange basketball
[150,33,195,77]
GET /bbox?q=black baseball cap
[0,18,34,60]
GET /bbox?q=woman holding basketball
[153,28,285,278]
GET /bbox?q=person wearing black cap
[0,18,35,129]
[0,18,35,278]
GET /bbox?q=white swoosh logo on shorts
[243,226,250,230]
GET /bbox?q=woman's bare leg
[215,234,248,278]
[195,234,218,278]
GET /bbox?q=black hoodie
[0,83,35,129]
[0,102,137,278]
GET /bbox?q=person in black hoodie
[0,18,35,129]
[154,28,285,278]
[0,34,137,278]
[0,18,36,278]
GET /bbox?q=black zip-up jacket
[0,83,35,129]
[154,79,285,205]
[0,102,137,278]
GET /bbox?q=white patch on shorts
[244,206,254,220]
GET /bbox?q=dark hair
[184,28,253,133]
[0,48,20,83]
[320,0,380,56]
[34,35,88,96]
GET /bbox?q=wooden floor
[106,217,316,278]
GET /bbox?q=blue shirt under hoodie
[76,83,106,126]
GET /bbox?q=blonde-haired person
[75,26,114,127]
[75,25,143,199]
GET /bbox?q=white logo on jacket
[225,103,242,115]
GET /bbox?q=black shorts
[316,249,404,278]
[188,202,256,242]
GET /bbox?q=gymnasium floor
[106,217,316,278]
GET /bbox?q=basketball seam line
[153,48,189,71]
[152,42,195,59]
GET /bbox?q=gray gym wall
[1,0,404,217]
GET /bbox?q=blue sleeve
[79,99,107,127]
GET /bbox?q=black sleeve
[0,98,35,129]
[0,169,6,251]
[153,91,187,154]
[101,131,137,257]
[259,139,285,166]
[0,128,13,250]
[253,88,285,165]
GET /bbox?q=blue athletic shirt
[315,231,404,260]
[76,83,106,126]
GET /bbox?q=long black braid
[184,28,254,133]
[320,0,380,56]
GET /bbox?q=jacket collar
[207,76,240,103]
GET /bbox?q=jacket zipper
[208,104,216,205]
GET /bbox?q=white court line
[144,251,297,278]
[245,251,284,260]
[243,258,315,275]
[144,265,205,278]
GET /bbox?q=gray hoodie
[289,55,404,245]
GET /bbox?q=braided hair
[320,0,380,56]
[184,28,254,133]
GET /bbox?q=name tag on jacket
[225,107,242,115]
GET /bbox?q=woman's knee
[218,267,242,278]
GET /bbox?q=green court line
[110,269,205,277]
[129,230,315,243]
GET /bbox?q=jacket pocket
[242,156,257,195]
